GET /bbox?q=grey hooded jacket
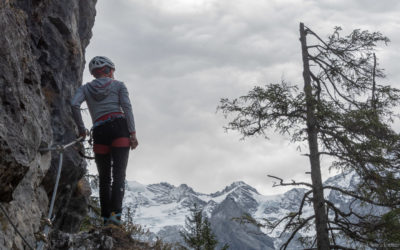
[71,77,136,134]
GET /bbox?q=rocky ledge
[49,225,172,250]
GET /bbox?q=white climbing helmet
[89,56,115,74]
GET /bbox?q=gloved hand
[130,132,139,150]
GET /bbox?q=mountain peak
[229,181,259,193]
[324,170,359,189]
[148,182,175,191]
[210,180,259,198]
[177,183,192,191]
[231,181,248,187]
[171,183,197,198]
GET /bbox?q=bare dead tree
[300,22,330,249]
[218,23,400,249]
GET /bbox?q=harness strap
[93,112,125,129]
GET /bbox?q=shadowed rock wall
[0,0,96,248]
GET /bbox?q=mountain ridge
[112,171,363,249]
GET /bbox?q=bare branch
[280,215,315,250]
[267,175,313,188]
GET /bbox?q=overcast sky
[81,0,400,195]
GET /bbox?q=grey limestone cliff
[0,0,96,249]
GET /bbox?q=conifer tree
[181,204,206,250]
[181,204,228,250]
[218,23,400,249]
[201,218,218,250]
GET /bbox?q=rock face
[49,228,114,250]
[0,0,96,249]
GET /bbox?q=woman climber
[71,56,138,225]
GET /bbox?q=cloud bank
[82,0,400,195]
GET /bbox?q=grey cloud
[83,0,400,195]
[91,0,304,77]
[314,0,400,12]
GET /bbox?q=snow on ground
[132,202,189,233]
[198,190,230,203]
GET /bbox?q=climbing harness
[36,136,84,250]
[92,112,125,129]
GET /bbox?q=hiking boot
[108,212,122,226]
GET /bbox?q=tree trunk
[299,22,330,249]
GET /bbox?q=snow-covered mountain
[123,180,275,249]
[91,171,373,249]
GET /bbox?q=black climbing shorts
[92,117,130,154]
